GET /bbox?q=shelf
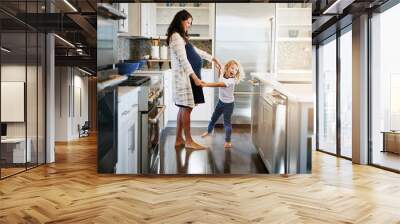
[157,36,212,40]
[276,8,310,11]
[156,22,210,26]
[278,24,312,27]
[147,59,170,62]
[117,34,150,39]
[277,38,311,42]
[277,70,312,74]
[157,6,209,10]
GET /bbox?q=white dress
[169,32,212,108]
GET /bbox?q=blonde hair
[223,59,244,82]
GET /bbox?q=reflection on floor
[372,150,400,171]
[155,127,268,174]
[0,163,44,179]
[0,167,25,178]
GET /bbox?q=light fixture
[78,67,93,76]
[1,47,11,53]
[54,34,75,48]
[63,0,78,12]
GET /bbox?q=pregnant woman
[167,10,222,149]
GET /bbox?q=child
[201,59,242,148]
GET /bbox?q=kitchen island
[250,73,314,174]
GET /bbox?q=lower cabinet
[165,69,215,124]
[191,69,215,121]
[163,70,173,127]
[116,87,139,174]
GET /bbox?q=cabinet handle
[248,79,260,86]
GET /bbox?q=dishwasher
[257,89,287,174]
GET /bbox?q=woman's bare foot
[175,138,185,147]
[201,132,210,138]
[185,140,207,150]
[224,142,232,148]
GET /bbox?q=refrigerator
[214,3,276,124]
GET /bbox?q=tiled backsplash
[117,37,212,69]
[277,42,311,71]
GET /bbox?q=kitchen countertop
[250,72,313,103]
[134,69,171,74]
[134,68,213,75]
[98,75,128,91]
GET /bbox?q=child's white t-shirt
[218,76,236,103]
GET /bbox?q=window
[317,36,337,155]
[370,3,400,171]
[339,28,352,158]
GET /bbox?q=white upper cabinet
[128,3,214,39]
[140,3,157,37]
[118,3,129,33]
[155,3,214,40]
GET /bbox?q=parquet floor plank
[0,135,399,223]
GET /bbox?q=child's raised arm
[216,67,223,78]
[201,81,226,88]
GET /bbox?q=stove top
[119,76,150,86]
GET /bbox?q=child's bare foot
[185,140,207,150]
[224,142,232,148]
[201,132,210,138]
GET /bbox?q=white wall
[1,64,46,164]
[1,65,39,138]
[55,67,89,141]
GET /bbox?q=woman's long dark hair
[166,10,192,45]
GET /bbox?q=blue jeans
[207,100,234,142]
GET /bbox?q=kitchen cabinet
[163,69,173,127]
[118,3,129,33]
[191,69,215,121]
[116,87,139,174]
[250,73,313,174]
[128,3,214,39]
[155,3,214,39]
[275,4,312,82]
[165,69,215,124]
[127,3,156,37]
[140,3,157,37]
[164,69,180,124]
[257,93,286,173]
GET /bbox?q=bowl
[123,59,147,69]
[117,62,140,76]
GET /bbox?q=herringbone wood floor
[1,135,400,223]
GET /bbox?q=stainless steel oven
[147,104,165,174]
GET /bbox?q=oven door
[147,105,165,174]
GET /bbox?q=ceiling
[311,0,390,43]
[0,0,97,73]
[1,0,396,72]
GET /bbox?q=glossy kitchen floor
[1,135,400,223]
[155,127,268,174]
